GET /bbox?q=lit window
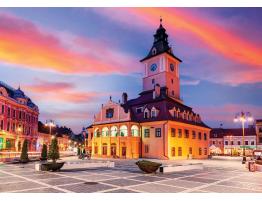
[189,147,192,155]
[199,148,202,155]
[184,129,189,138]
[192,131,196,139]
[198,132,202,140]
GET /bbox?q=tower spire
[160,16,162,26]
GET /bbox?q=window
[136,107,143,114]
[184,129,189,138]
[0,120,4,130]
[259,127,262,133]
[178,129,182,138]
[102,127,109,137]
[110,126,118,137]
[225,141,228,145]
[151,107,157,118]
[152,79,155,84]
[245,141,248,145]
[199,148,202,155]
[189,147,192,155]
[198,132,202,140]
[204,148,207,155]
[213,141,216,145]
[106,108,114,118]
[251,141,255,145]
[231,141,234,145]
[144,109,149,119]
[7,122,10,131]
[192,131,196,139]
[155,128,161,137]
[171,79,174,84]
[1,105,4,114]
[144,129,150,138]
[152,48,157,55]
[204,133,207,140]
[238,141,241,145]
[145,145,149,153]
[171,147,176,157]
[259,137,262,144]
[172,90,174,96]
[120,125,128,137]
[7,107,10,117]
[131,125,139,137]
[171,128,176,137]
[178,147,182,156]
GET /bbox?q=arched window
[151,107,158,118]
[152,47,157,55]
[94,128,100,137]
[144,108,150,119]
[131,125,139,137]
[102,127,109,137]
[120,125,128,137]
[110,126,118,137]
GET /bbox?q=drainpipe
[163,121,168,158]
[139,123,142,158]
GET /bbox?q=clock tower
[140,18,182,101]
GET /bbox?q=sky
[0,8,261,133]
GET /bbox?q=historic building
[0,81,39,151]
[210,127,257,156]
[256,119,262,150]
[87,20,210,160]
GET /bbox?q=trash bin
[248,161,256,172]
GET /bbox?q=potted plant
[42,138,64,171]
[135,160,162,173]
[20,140,29,163]
[40,144,48,161]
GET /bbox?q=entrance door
[122,147,126,158]
[111,144,116,157]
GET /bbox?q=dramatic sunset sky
[0,8,261,133]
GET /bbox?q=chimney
[122,92,128,104]
[153,84,160,99]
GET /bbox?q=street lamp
[45,120,56,136]
[234,112,253,164]
[228,135,233,157]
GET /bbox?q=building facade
[0,81,39,151]
[210,127,257,156]
[37,132,71,152]
[87,20,210,160]
[256,119,262,150]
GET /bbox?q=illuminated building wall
[0,81,39,151]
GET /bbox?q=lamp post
[45,120,56,137]
[234,112,253,164]
[229,135,233,157]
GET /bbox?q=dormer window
[152,47,157,55]
[151,107,158,118]
[136,107,143,114]
[144,108,150,119]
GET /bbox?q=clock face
[170,63,175,72]
[150,63,157,72]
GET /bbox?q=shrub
[41,144,48,161]
[20,140,29,163]
[48,138,60,163]
[135,160,162,173]
[77,147,81,156]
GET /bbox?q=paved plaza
[0,158,262,193]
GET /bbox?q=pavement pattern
[1,159,262,193]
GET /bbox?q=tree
[48,138,60,163]
[77,147,81,156]
[20,140,29,163]
[83,148,86,155]
[41,144,48,161]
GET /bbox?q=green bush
[77,147,81,156]
[135,160,162,173]
[48,138,60,163]
[41,144,48,161]
[20,140,29,163]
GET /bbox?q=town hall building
[87,20,210,160]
